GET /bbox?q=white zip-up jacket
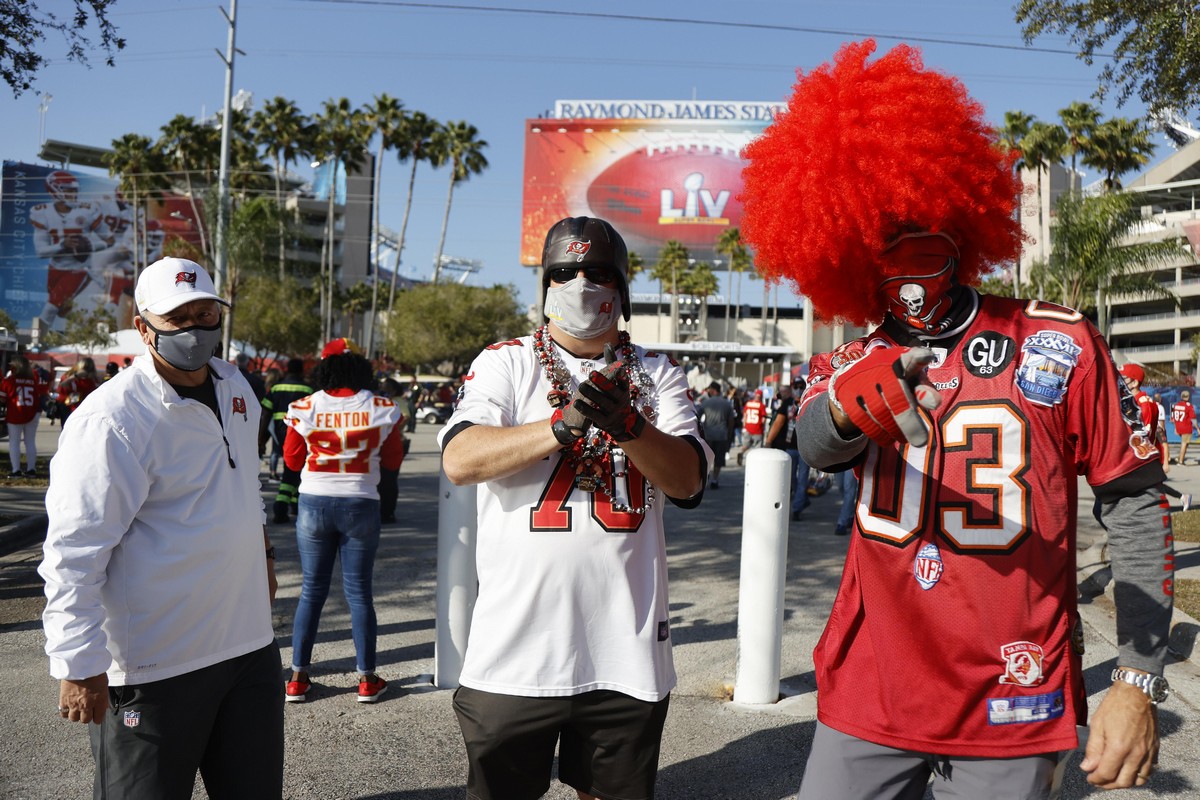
[40,354,272,685]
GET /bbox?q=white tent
[45,328,147,358]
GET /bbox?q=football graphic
[585,144,745,248]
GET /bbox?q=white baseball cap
[135,258,229,315]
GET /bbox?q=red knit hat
[320,338,363,359]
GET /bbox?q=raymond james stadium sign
[553,100,785,122]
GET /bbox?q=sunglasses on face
[547,266,617,286]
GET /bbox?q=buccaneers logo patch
[999,641,1045,686]
[565,239,591,261]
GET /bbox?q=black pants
[90,641,284,800]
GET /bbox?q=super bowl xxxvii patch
[1014,330,1082,407]
[986,690,1064,726]
[913,542,944,590]
[123,710,141,728]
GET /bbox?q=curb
[0,513,46,558]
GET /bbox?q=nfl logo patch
[123,710,141,728]
[913,543,944,590]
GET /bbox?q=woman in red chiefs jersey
[281,338,405,705]
[1,356,49,476]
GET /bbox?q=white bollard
[434,469,478,688]
[733,447,792,705]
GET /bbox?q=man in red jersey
[741,40,1173,798]
[1171,389,1199,465]
[737,388,767,466]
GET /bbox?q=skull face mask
[878,232,960,335]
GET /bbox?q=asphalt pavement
[1,418,1199,799]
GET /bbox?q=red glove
[828,346,941,447]
[574,344,646,442]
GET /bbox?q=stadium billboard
[521,100,783,267]
[0,161,204,332]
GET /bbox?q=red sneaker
[285,676,311,703]
[357,674,388,703]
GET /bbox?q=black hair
[379,377,403,397]
[311,353,374,392]
[286,358,305,376]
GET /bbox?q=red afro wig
[739,40,1023,326]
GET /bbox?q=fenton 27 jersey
[286,390,403,499]
[800,294,1166,758]
[438,335,711,702]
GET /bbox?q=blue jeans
[836,469,859,529]
[785,449,810,514]
[291,494,381,675]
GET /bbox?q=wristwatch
[1111,668,1170,704]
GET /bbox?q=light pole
[214,0,242,358]
[37,94,52,146]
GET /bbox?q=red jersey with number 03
[285,389,403,499]
[0,374,48,424]
[799,295,1160,758]
[1171,400,1196,435]
[742,398,767,435]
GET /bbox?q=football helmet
[541,216,631,321]
[45,171,80,203]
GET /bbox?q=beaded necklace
[532,324,656,513]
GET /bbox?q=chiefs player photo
[30,170,106,330]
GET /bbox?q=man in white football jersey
[30,171,105,329]
[440,216,712,800]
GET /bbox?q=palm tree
[385,110,440,314]
[251,96,313,278]
[1041,191,1182,336]
[716,227,750,342]
[651,240,690,342]
[1082,117,1157,192]
[312,98,370,341]
[679,260,719,338]
[998,110,1033,167]
[1022,121,1068,260]
[362,93,404,354]
[105,133,170,281]
[1058,101,1101,189]
[626,250,644,321]
[998,111,1034,295]
[157,114,215,263]
[429,121,488,284]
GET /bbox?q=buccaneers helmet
[541,216,631,321]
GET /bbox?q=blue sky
[0,0,1165,309]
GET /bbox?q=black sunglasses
[547,266,617,286]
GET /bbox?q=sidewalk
[2,423,1199,798]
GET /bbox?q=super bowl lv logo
[660,171,730,222]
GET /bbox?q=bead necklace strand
[532,325,656,513]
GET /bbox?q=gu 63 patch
[986,690,1064,726]
[913,542,944,590]
[962,332,1014,378]
[1014,330,1082,407]
[999,641,1046,686]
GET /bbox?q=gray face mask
[143,316,223,372]
[544,280,621,339]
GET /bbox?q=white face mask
[544,280,622,339]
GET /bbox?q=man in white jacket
[39,257,283,800]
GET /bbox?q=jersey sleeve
[1071,326,1166,495]
[438,344,520,448]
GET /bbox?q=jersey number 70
[530,455,647,533]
